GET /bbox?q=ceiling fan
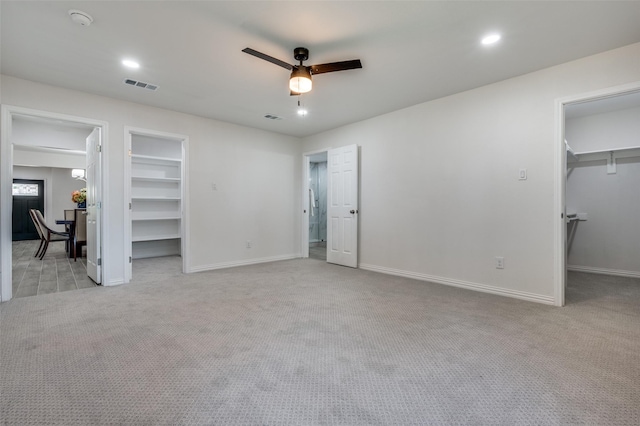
[242,47,362,95]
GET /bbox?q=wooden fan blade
[310,59,362,75]
[242,48,293,71]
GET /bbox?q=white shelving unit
[130,134,183,259]
[566,144,640,174]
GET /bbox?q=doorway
[124,127,189,283]
[1,106,108,302]
[308,152,327,260]
[12,179,44,241]
[302,145,360,267]
[555,82,640,306]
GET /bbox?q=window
[12,183,39,196]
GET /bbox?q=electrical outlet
[246,241,252,249]
[495,256,504,269]
[519,169,527,180]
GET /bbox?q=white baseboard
[187,254,299,274]
[106,279,125,286]
[359,263,555,305]
[567,265,640,279]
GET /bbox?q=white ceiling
[2,1,640,138]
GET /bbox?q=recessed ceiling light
[481,33,501,45]
[297,109,308,117]
[122,59,140,69]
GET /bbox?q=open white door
[327,144,359,268]
[86,128,102,283]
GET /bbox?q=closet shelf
[131,176,181,183]
[567,145,640,173]
[131,196,181,201]
[571,145,640,160]
[132,214,181,221]
[565,141,578,161]
[131,154,181,165]
[132,234,181,242]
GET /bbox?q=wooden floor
[11,240,97,298]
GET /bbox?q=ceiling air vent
[264,114,283,120]
[124,79,158,91]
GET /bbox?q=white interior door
[86,127,101,283]
[327,144,359,268]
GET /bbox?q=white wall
[3,42,639,302]
[13,166,82,232]
[566,107,640,275]
[13,148,85,170]
[566,106,640,152]
[12,118,91,150]
[2,75,301,287]
[302,42,640,303]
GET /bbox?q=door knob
[350,210,355,214]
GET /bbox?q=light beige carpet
[1,259,639,425]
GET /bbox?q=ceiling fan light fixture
[289,67,312,94]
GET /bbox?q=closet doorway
[557,84,640,306]
[124,127,189,283]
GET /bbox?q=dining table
[55,218,76,258]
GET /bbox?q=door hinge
[129,256,132,263]
[97,201,102,209]
[97,144,102,153]
[129,202,132,210]
[128,149,132,157]
[97,258,102,266]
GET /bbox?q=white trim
[554,81,640,308]
[187,254,298,274]
[1,105,108,301]
[567,265,640,279]
[360,263,556,305]
[123,128,132,281]
[124,126,189,282]
[553,98,566,307]
[0,107,13,302]
[301,147,331,259]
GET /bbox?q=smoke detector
[68,10,93,26]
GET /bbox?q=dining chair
[28,209,46,258]
[73,209,87,261]
[33,210,70,260]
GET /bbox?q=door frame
[553,81,640,307]
[0,105,109,302]
[301,148,331,258]
[123,126,189,282]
